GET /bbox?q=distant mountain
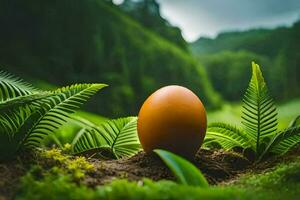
[0,0,220,117]
[191,27,289,57]
[119,0,188,50]
[190,21,300,101]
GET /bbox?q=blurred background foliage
[0,0,220,117]
[0,0,299,118]
[191,23,300,101]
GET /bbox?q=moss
[95,179,243,200]
[62,143,72,153]
[17,170,243,200]
[15,152,300,200]
[16,169,95,200]
[233,158,300,200]
[41,148,68,163]
[8,147,300,200]
[39,148,95,180]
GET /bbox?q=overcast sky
[157,0,300,42]
[114,0,300,42]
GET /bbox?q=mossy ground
[1,145,300,200]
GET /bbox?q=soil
[84,149,251,186]
[0,151,34,200]
[1,147,300,200]
[84,146,300,186]
[0,161,25,200]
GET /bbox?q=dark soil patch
[220,146,300,185]
[1,147,300,199]
[0,152,35,200]
[83,149,251,187]
[0,161,26,200]
[83,146,300,186]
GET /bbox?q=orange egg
[137,85,207,158]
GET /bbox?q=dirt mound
[84,149,251,186]
[83,146,300,186]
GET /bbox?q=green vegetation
[191,22,300,102]
[205,63,300,161]
[41,148,95,180]
[119,0,188,50]
[0,0,299,199]
[14,149,231,200]
[0,0,220,117]
[195,51,270,101]
[72,117,141,159]
[15,149,300,200]
[43,111,107,148]
[1,62,299,199]
[48,98,300,155]
[0,71,105,160]
[235,157,300,200]
[17,173,240,200]
[207,99,300,130]
[75,111,107,125]
[191,28,276,55]
[154,149,209,187]
[0,70,141,160]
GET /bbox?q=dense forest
[0,0,220,117]
[0,0,299,117]
[191,22,300,102]
[119,0,188,50]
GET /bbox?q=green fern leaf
[23,84,107,147]
[0,104,37,160]
[258,125,300,160]
[154,149,209,187]
[288,115,300,128]
[72,128,115,159]
[205,122,252,150]
[72,117,141,159]
[0,70,107,160]
[0,70,40,102]
[0,93,52,112]
[241,62,278,154]
[0,84,105,160]
[0,104,35,137]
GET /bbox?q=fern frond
[0,70,107,160]
[72,128,115,159]
[0,92,51,111]
[204,122,252,150]
[70,116,110,144]
[258,125,300,160]
[241,62,278,153]
[0,104,35,137]
[72,117,141,159]
[0,70,40,102]
[0,104,37,160]
[288,115,300,128]
[23,83,107,147]
[0,90,55,160]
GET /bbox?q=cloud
[157,0,300,42]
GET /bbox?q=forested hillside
[0,0,220,117]
[120,0,188,50]
[191,22,300,102]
